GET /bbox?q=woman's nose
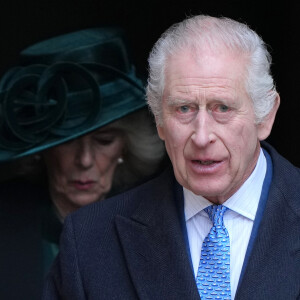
[75,141,95,168]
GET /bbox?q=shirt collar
[184,148,267,221]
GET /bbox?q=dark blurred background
[0,0,299,165]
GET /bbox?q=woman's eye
[95,137,114,145]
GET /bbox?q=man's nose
[191,110,216,147]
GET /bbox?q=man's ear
[257,93,280,141]
[156,123,165,141]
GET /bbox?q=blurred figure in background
[0,27,165,299]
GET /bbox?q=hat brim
[0,81,146,162]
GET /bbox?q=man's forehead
[163,75,245,101]
[165,76,241,89]
[163,50,248,97]
[165,47,247,76]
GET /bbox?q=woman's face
[43,126,125,219]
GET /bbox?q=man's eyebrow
[166,97,192,106]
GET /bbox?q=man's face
[157,49,276,204]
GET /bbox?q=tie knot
[204,205,228,226]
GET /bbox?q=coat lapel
[115,168,200,300]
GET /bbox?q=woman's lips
[71,180,95,190]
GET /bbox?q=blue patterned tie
[196,205,231,300]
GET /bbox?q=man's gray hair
[146,15,278,125]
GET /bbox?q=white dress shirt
[184,148,266,299]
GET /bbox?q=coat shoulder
[66,166,175,237]
[262,141,300,216]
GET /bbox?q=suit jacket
[43,142,300,299]
[0,180,62,300]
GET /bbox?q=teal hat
[0,27,146,162]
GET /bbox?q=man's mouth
[195,160,215,165]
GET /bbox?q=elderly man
[43,15,300,300]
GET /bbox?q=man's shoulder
[262,141,300,177]
[263,141,300,215]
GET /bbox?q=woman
[0,27,165,299]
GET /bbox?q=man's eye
[178,105,190,113]
[217,104,229,113]
[211,103,233,123]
